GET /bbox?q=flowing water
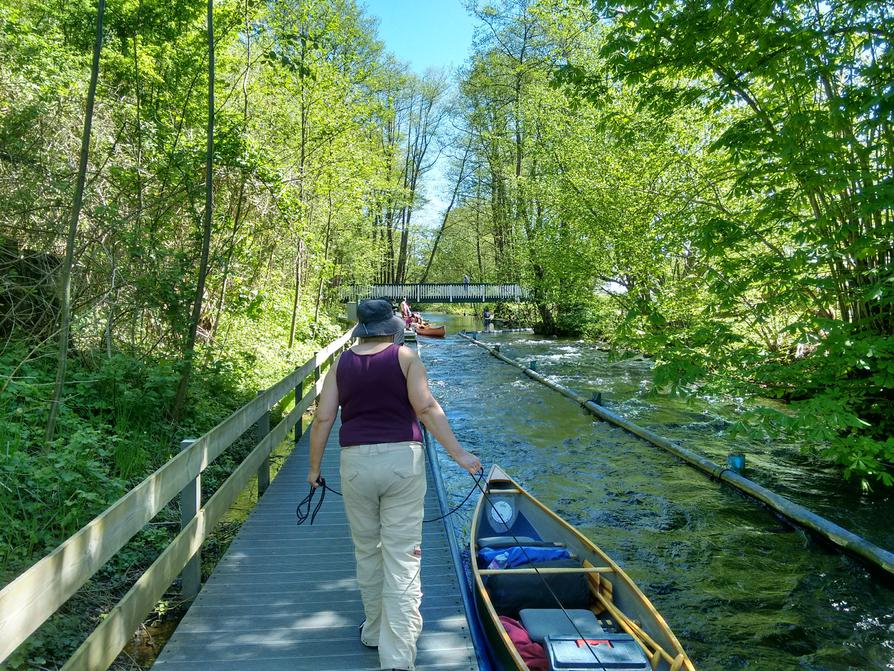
[416,312,894,671]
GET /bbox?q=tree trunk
[288,32,308,348]
[312,192,334,336]
[210,180,245,343]
[45,0,106,442]
[420,140,472,282]
[475,176,484,279]
[211,0,252,344]
[288,238,305,346]
[396,209,409,283]
[133,26,143,224]
[171,0,214,424]
[386,219,395,283]
[104,245,117,357]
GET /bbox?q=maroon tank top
[336,344,423,447]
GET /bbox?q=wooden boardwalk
[153,418,479,670]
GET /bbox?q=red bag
[499,615,549,671]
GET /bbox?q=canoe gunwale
[469,465,695,671]
[414,325,446,337]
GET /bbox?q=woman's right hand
[454,449,482,476]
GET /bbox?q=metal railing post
[179,438,201,601]
[255,391,271,496]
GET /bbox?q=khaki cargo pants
[341,441,427,670]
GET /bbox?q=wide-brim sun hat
[352,298,405,338]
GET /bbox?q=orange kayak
[414,324,446,338]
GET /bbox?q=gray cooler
[544,633,651,670]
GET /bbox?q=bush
[550,294,620,338]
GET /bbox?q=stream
[417,311,894,671]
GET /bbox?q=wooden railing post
[255,391,271,496]
[295,351,319,446]
[179,438,201,601]
[313,350,321,388]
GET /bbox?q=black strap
[423,468,486,523]
[297,471,483,526]
[296,477,341,526]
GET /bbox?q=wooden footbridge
[341,283,530,304]
[153,418,478,670]
[0,332,487,670]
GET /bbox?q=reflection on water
[416,311,894,671]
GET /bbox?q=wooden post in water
[179,438,201,600]
[255,391,271,496]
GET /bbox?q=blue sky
[363,0,477,74]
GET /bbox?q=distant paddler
[399,296,412,327]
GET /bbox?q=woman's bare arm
[402,348,481,475]
[308,356,340,487]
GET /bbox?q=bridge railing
[341,283,529,303]
[0,330,354,670]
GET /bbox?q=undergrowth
[0,312,344,669]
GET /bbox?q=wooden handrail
[340,283,530,303]
[0,330,352,666]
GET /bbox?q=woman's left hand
[306,469,321,488]
[454,449,482,476]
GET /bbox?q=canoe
[471,466,694,671]
[414,324,446,338]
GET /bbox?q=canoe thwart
[478,566,614,575]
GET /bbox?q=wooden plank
[154,648,474,670]
[157,629,471,658]
[172,598,466,622]
[153,417,478,670]
[61,398,307,670]
[154,660,469,671]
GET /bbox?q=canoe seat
[477,535,565,549]
[485,558,590,619]
[519,608,604,643]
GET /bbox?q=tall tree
[45,0,106,442]
[420,136,473,282]
[171,0,215,423]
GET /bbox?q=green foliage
[0,300,332,666]
[583,0,894,485]
[447,0,894,485]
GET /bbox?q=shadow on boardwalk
[152,417,479,671]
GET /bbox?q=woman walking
[307,298,481,671]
